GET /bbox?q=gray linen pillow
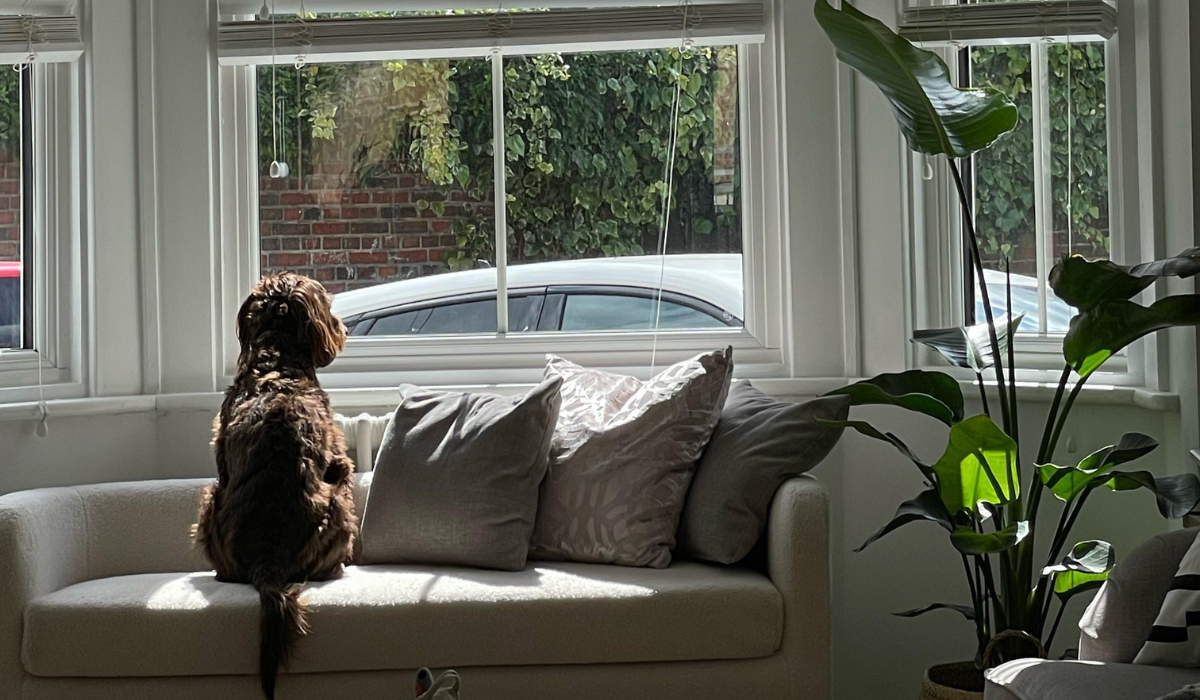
[529,348,733,568]
[676,382,850,564]
[360,378,562,571]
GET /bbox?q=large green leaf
[825,370,964,425]
[821,419,933,478]
[814,0,1018,158]
[1064,295,1200,377]
[1043,540,1114,576]
[1103,471,1200,519]
[1037,433,1159,503]
[1054,569,1109,602]
[931,415,1020,514]
[855,488,953,552]
[1050,249,1200,312]
[894,603,976,621]
[950,521,1029,555]
[912,314,1025,373]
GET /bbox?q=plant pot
[919,662,984,700]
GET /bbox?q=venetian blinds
[216,0,764,65]
[898,0,1116,46]
[0,0,81,64]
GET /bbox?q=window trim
[905,26,1142,385]
[0,61,85,403]
[216,16,791,387]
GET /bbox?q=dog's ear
[235,288,261,354]
[294,278,346,369]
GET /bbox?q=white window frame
[216,8,791,388]
[0,61,85,403]
[904,14,1143,386]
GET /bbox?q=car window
[560,293,728,331]
[366,294,544,336]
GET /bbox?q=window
[964,39,1109,335]
[0,69,25,350]
[254,45,743,336]
[900,0,1118,353]
[217,2,788,384]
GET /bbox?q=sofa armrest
[767,475,830,700]
[0,486,90,695]
[0,478,211,696]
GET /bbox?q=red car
[0,260,19,348]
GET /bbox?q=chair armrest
[0,478,211,695]
[767,475,831,700]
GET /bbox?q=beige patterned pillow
[529,348,733,568]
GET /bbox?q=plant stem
[976,372,991,417]
[948,158,1011,435]
[963,554,986,652]
[1036,366,1072,465]
[1045,599,1068,651]
[1046,375,1090,465]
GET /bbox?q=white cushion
[23,561,781,678]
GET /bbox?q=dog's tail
[253,565,307,700]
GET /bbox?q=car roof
[0,261,18,279]
[331,254,745,320]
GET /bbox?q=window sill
[0,375,1180,426]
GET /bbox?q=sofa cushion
[23,561,781,678]
[985,658,1200,700]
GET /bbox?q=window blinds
[898,0,1117,46]
[217,2,764,65]
[0,12,80,64]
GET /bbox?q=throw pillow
[676,382,850,564]
[529,347,733,568]
[360,378,563,571]
[1135,531,1200,666]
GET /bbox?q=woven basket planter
[919,662,984,700]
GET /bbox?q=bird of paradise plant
[815,0,1200,669]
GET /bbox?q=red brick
[349,251,387,264]
[284,208,302,221]
[341,207,360,220]
[428,249,443,262]
[379,265,399,277]
[302,236,321,250]
[403,236,420,248]
[325,282,346,293]
[312,222,348,235]
[313,251,348,265]
[260,238,280,251]
[0,241,16,258]
[351,192,371,204]
[280,237,301,251]
[372,192,393,203]
[260,208,282,221]
[280,192,315,205]
[352,222,389,234]
[313,267,336,281]
[393,191,410,203]
[269,252,309,267]
[321,237,343,249]
[397,221,427,233]
[342,237,361,249]
[431,220,450,232]
[270,223,309,236]
[259,193,280,206]
[421,236,440,247]
[397,176,416,188]
[392,250,428,263]
[440,235,456,247]
[319,191,342,204]
[323,207,341,219]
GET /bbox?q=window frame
[217,17,791,388]
[0,61,84,402]
[904,24,1141,385]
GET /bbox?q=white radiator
[334,412,393,472]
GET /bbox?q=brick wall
[0,149,21,262]
[259,168,492,293]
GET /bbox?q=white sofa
[0,473,830,700]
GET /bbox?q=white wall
[0,2,1196,700]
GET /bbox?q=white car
[978,268,1075,334]
[332,254,745,335]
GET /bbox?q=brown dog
[194,273,358,700]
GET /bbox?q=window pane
[1048,40,1108,334]
[561,293,729,331]
[502,47,744,332]
[969,44,1038,331]
[0,70,22,350]
[256,58,496,334]
[365,294,543,335]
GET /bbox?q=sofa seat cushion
[986,658,1200,700]
[23,561,782,678]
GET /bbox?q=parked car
[331,254,745,335]
[0,260,18,348]
[979,268,1075,334]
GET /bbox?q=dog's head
[237,273,346,369]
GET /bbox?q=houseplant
[815,0,1200,695]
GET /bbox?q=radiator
[334,412,393,472]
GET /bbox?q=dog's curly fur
[193,273,357,700]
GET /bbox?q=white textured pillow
[529,348,733,568]
[1135,532,1200,666]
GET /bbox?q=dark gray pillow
[676,382,849,564]
[360,378,562,571]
